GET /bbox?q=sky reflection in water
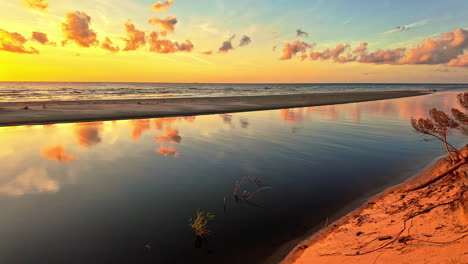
[0,92,465,264]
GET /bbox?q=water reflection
[0,168,59,196]
[0,92,465,264]
[131,119,151,142]
[74,122,103,147]
[41,145,76,163]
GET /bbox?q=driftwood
[404,158,467,192]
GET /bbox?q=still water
[0,92,465,264]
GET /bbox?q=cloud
[178,40,194,52]
[31,31,56,46]
[148,16,178,32]
[310,44,351,62]
[353,42,367,54]
[41,145,76,163]
[279,40,314,60]
[447,53,468,67]
[31,31,48,44]
[0,29,39,54]
[239,35,252,46]
[280,28,468,67]
[22,0,48,11]
[400,28,468,65]
[359,48,406,64]
[61,11,98,47]
[101,37,119,52]
[148,32,194,53]
[354,43,405,64]
[123,20,146,51]
[384,19,429,34]
[296,29,309,38]
[202,50,213,55]
[218,35,235,53]
[149,0,174,12]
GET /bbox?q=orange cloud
[123,20,146,51]
[400,28,468,65]
[218,35,235,53]
[148,16,178,32]
[101,37,119,52]
[357,47,406,64]
[149,0,174,12]
[447,53,468,67]
[157,146,179,157]
[31,31,56,46]
[0,29,38,54]
[148,32,194,53]
[61,11,98,47]
[22,0,48,11]
[202,50,213,55]
[41,145,76,163]
[280,40,314,60]
[74,122,103,147]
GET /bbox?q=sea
[0,82,467,102]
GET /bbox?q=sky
[1,0,468,83]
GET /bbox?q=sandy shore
[274,148,468,264]
[0,91,427,126]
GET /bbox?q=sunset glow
[1,0,468,83]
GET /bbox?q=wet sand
[0,91,427,126]
[272,148,468,264]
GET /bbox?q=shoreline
[274,147,468,264]
[0,91,427,126]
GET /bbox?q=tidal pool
[0,92,465,264]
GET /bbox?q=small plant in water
[189,209,215,238]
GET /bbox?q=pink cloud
[447,53,468,67]
[400,28,468,65]
[280,40,314,60]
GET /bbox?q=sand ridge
[0,91,427,126]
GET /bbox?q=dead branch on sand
[346,194,465,256]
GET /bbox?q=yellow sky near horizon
[1,0,468,83]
